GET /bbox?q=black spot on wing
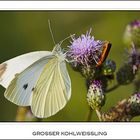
[32,87,35,91]
[23,83,28,90]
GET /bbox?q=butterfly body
[0,45,71,118]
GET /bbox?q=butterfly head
[52,44,66,62]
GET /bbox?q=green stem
[15,107,28,121]
[95,109,102,121]
[86,107,93,121]
[106,83,120,93]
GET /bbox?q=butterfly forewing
[31,56,71,118]
[0,51,52,88]
[4,54,54,106]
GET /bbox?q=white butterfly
[0,44,71,118]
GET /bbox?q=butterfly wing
[31,57,71,118]
[4,55,54,106]
[0,51,52,88]
[96,41,111,67]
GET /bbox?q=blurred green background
[0,11,140,122]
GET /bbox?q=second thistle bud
[124,20,140,48]
[87,80,105,110]
[128,92,140,116]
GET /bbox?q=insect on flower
[96,41,112,67]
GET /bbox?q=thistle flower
[124,20,140,48]
[87,80,105,110]
[67,29,104,78]
[128,92,140,116]
[101,99,132,122]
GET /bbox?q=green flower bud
[81,65,95,78]
[116,63,135,85]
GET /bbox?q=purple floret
[67,29,103,67]
[130,20,140,27]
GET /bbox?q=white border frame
[0,122,140,139]
[0,1,139,10]
[0,1,140,139]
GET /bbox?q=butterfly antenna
[48,19,56,45]
[59,34,75,45]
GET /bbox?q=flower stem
[86,107,93,121]
[95,109,102,121]
[106,83,120,93]
[15,107,28,121]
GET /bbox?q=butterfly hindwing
[31,56,71,118]
[4,55,54,106]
